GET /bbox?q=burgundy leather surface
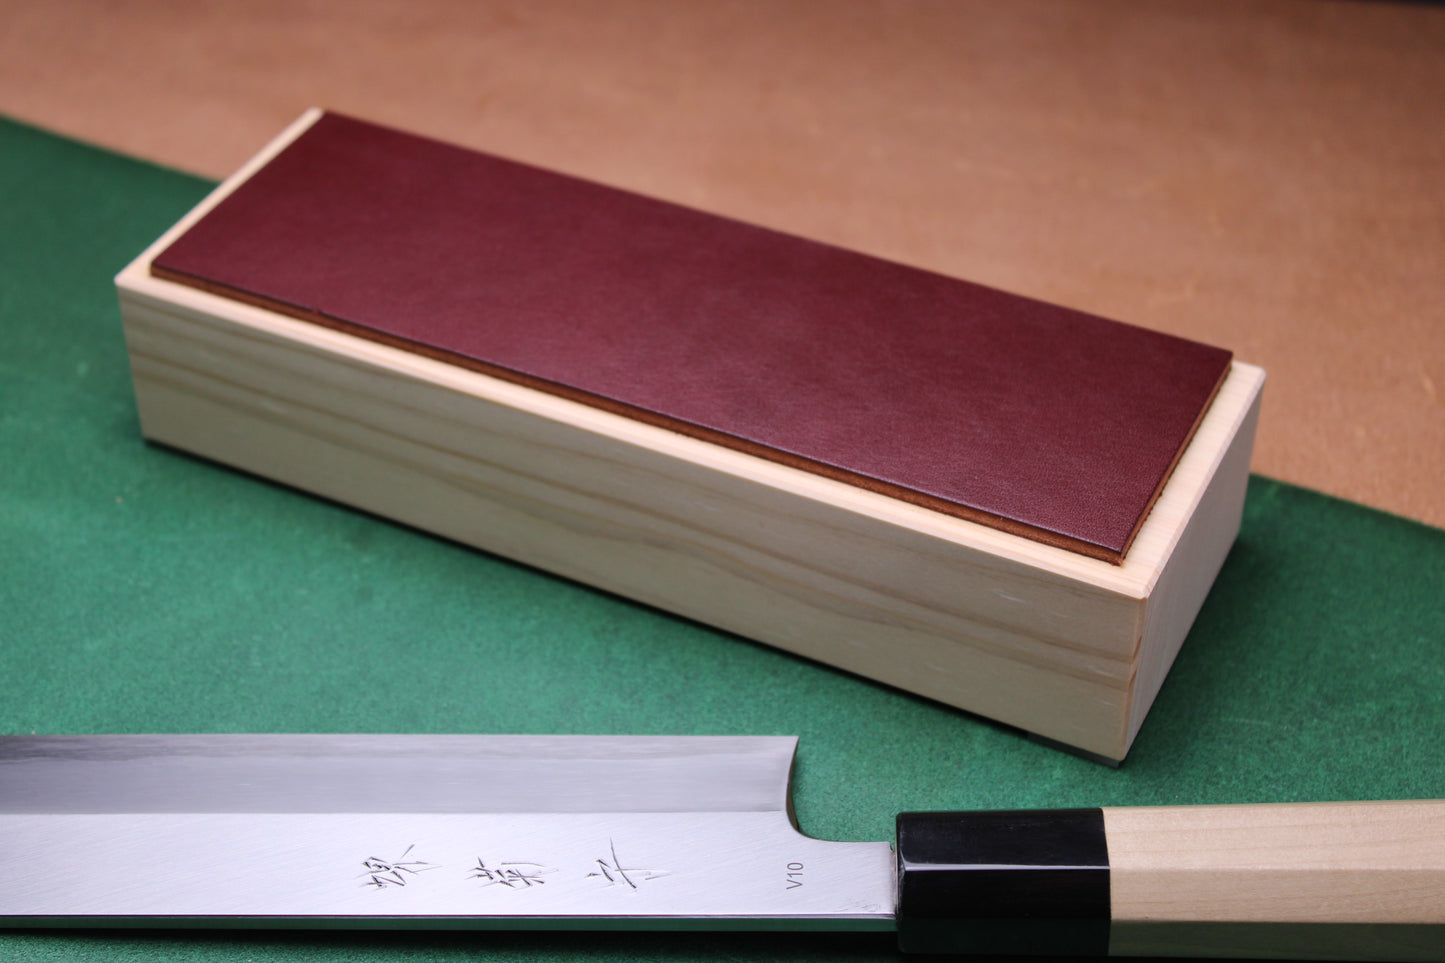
[151,112,1232,562]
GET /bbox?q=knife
[1,735,1440,960]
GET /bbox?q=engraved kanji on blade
[586,839,668,889]
[468,858,556,889]
[358,844,436,889]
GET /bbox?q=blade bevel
[0,734,799,814]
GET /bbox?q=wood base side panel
[1127,370,1264,748]
[117,269,1259,760]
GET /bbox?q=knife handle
[896,800,1445,960]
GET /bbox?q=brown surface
[2,0,1441,528]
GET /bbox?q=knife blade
[1,735,1440,960]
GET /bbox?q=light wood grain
[1107,800,1445,960]
[114,112,1263,761]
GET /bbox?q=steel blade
[0,735,893,930]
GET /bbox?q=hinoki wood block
[116,109,1265,761]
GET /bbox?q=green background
[3,115,1443,961]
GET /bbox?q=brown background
[3,0,1441,528]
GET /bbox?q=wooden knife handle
[895,801,1445,959]
[1104,800,1445,960]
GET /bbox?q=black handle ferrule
[895,808,1110,956]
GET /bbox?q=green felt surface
[2,114,1443,961]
